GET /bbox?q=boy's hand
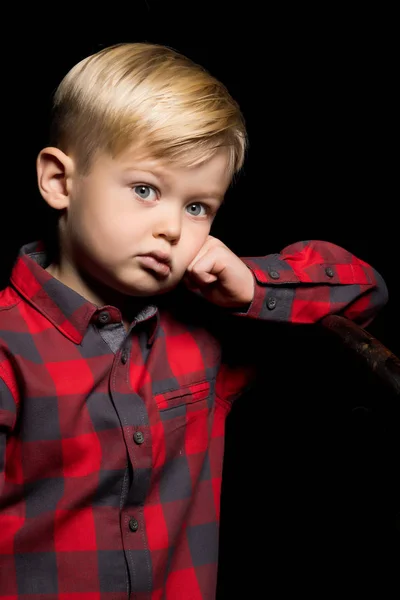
[182,236,255,309]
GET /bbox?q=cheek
[181,229,210,264]
[74,201,135,248]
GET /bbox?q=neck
[45,258,150,321]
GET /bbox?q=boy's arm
[237,240,388,327]
[0,369,18,497]
[184,237,388,327]
[183,238,389,406]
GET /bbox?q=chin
[112,278,179,298]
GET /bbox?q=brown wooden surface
[321,315,400,395]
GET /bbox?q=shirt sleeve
[236,240,388,327]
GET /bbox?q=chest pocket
[153,380,213,465]
[154,380,211,412]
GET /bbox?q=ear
[36,147,76,210]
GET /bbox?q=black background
[1,4,398,597]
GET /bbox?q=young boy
[0,43,388,599]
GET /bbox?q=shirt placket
[109,315,156,596]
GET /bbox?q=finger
[182,274,208,297]
[189,251,225,284]
[186,236,223,271]
[185,269,218,286]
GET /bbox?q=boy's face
[59,147,231,301]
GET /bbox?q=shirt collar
[10,242,160,345]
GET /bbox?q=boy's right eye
[133,185,157,201]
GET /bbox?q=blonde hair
[50,43,247,176]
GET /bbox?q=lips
[140,251,171,266]
[137,252,171,277]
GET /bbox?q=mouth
[136,254,171,277]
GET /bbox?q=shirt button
[121,349,129,364]
[98,311,110,324]
[129,517,139,532]
[133,431,145,445]
[325,267,335,278]
[266,297,277,310]
[269,270,280,280]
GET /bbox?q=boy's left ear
[36,147,76,211]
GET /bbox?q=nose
[152,205,182,243]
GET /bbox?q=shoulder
[0,283,23,328]
[0,282,22,310]
[0,284,26,365]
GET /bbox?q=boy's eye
[133,185,157,200]
[132,187,210,218]
[186,203,207,217]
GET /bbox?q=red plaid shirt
[0,240,387,599]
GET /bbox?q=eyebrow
[122,167,162,178]
[190,191,225,204]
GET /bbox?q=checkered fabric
[0,240,387,598]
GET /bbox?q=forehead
[113,147,232,189]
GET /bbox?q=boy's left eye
[186,203,208,217]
